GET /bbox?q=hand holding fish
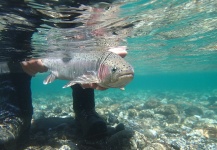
[20,47,133,90]
[21,59,48,76]
[21,59,107,90]
[108,46,127,58]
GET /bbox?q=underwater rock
[59,145,71,150]
[191,118,217,129]
[108,113,119,124]
[154,104,178,116]
[107,129,135,150]
[184,106,203,117]
[28,91,217,149]
[200,124,217,138]
[203,109,215,118]
[187,128,208,138]
[155,92,167,99]
[205,144,217,150]
[54,107,62,114]
[144,98,162,109]
[167,114,181,124]
[128,109,138,118]
[138,110,154,119]
[209,105,217,113]
[99,96,114,106]
[164,125,181,134]
[206,97,217,112]
[169,137,187,150]
[110,104,122,113]
[213,115,217,120]
[96,108,106,116]
[57,140,78,150]
[153,114,167,121]
[207,96,217,105]
[134,103,145,111]
[127,130,148,149]
[118,111,128,120]
[183,116,200,128]
[33,111,46,120]
[46,104,53,110]
[124,103,135,109]
[39,146,54,150]
[96,108,109,121]
[40,105,48,110]
[143,129,158,139]
[143,143,167,150]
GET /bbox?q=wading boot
[72,84,107,139]
[0,73,33,150]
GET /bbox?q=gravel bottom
[24,89,217,150]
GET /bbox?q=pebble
[25,90,217,149]
[144,99,162,109]
[143,143,167,150]
[59,145,71,150]
[167,114,181,124]
[184,106,204,117]
[138,110,154,118]
[154,104,178,115]
[143,129,158,139]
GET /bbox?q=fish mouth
[117,73,134,84]
[105,72,134,88]
[114,73,134,87]
[118,73,134,79]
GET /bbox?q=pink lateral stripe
[98,64,109,80]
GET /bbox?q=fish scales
[42,51,134,89]
[42,52,105,80]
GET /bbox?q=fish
[41,51,134,90]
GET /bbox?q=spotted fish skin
[42,51,134,89]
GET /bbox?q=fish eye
[112,67,117,73]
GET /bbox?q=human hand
[81,83,107,90]
[21,59,48,76]
[108,46,127,58]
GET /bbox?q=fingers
[36,59,48,73]
[81,83,97,89]
[117,51,127,58]
[108,46,127,58]
[21,61,37,76]
[95,86,107,90]
[20,59,48,76]
[80,83,107,90]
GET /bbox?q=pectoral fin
[120,87,125,90]
[43,74,56,85]
[62,74,100,88]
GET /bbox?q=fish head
[98,52,134,89]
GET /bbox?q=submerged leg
[0,73,33,150]
[72,84,107,139]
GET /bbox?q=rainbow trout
[42,51,134,89]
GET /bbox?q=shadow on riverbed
[27,117,134,150]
